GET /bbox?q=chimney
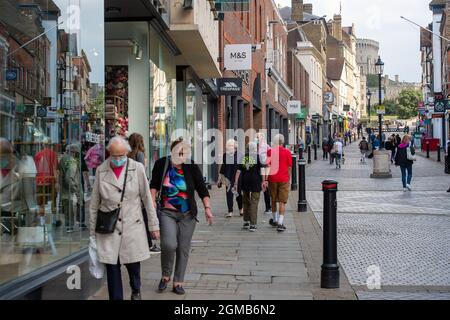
[292,0,304,22]
[395,75,399,83]
[384,75,389,87]
[333,14,342,41]
[303,3,313,15]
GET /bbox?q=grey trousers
[160,209,197,282]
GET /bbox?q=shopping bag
[89,236,105,279]
[16,227,46,246]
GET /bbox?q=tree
[396,89,422,119]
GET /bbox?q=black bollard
[438,144,441,162]
[321,180,340,289]
[314,144,318,161]
[426,141,430,158]
[291,154,298,191]
[307,146,312,164]
[299,147,304,160]
[297,158,307,212]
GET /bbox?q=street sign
[217,78,243,96]
[36,106,47,118]
[343,105,350,112]
[324,92,334,104]
[376,105,385,115]
[287,100,301,114]
[224,44,252,71]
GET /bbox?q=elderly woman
[150,137,214,295]
[218,139,243,218]
[90,136,160,300]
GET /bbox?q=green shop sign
[296,107,307,120]
[216,0,249,12]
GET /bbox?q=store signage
[287,100,301,114]
[224,44,252,71]
[36,106,47,118]
[434,99,447,113]
[232,70,250,85]
[343,104,350,112]
[324,92,334,104]
[217,78,243,96]
[5,69,18,81]
[278,95,288,109]
[311,114,320,120]
[295,107,306,120]
[432,113,444,119]
[376,105,385,115]
[24,104,35,117]
[332,114,338,120]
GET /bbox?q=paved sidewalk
[90,178,356,300]
[306,140,450,300]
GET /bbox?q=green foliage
[396,89,422,119]
[367,75,379,88]
[87,89,105,120]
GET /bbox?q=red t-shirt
[267,146,293,183]
[34,148,58,186]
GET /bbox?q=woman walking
[233,141,267,232]
[394,135,416,192]
[150,138,214,295]
[218,139,243,218]
[90,136,160,300]
[128,133,161,254]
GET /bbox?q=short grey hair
[66,144,80,154]
[107,136,131,152]
[273,134,285,146]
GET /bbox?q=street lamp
[366,88,372,124]
[375,56,384,149]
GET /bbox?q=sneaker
[406,184,412,191]
[225,212,233,218]
[403,188,407,192]
[150,244,161,254]
[277,224,286,232]
[269,219,278,227]
[447,188,450,193]
[131,291,142,300]
[158,278,170,292]
[264,210,272,215]
[172,285,186,295]
[242,222,250,229]
[249,225,257,232]
[66,228,74,233]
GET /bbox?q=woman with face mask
[150,137,214,295]
[90,136,160,300]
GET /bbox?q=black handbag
[95,160,129,234]
[155,156,170,219]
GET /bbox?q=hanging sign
[224,44,252,71]
[217,78,243,96]
[287,101,301,114]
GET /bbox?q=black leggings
[226,188,243,212]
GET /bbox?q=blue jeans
[400,164,413,188]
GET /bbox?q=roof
[327,57,345,80]
[429,0,447,7]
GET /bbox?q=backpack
[360,140,369,151]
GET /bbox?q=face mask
[111,157,127,168]
[0,158,9,169]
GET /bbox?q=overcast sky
[276,0,431,83]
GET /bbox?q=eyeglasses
[110,154,127,160]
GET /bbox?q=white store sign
[224,44,252,71]
[287,100,302,115]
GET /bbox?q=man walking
[359,137,369,163]
[256,132,272,215]
[267,134,293,232]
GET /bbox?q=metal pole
[297,158,307,212]
[368,97,371,124]
[291,154,298,191]
[426,141,430,158]
[314,144,318,161]
[437,144,441,162]
[321,180,340,289]
[307,145,312,164]
[378,73,383,150]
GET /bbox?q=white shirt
[334,141,343,155]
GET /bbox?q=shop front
[0,0,105,299]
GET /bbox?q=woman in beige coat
[90,136,160,300]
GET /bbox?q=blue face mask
[0,158,9,169]
[111,157,127,168]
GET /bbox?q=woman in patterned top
[150,138,214,295]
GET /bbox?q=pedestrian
[233,141,267,232]
[322,137,329,160]
[218,139,243,218]
[128,133,161,254]
[267,134,293,232]
[256,132,272,215]
[327,135,335,164]
[332,136,344,169]
[373,135,381,150]
[384,136,394,163]
[59,144,83,233]
[150,137,214,295]
[359,137,369,163]
[89,136,160,300]
[395,134,401,147]
[394,135,416,192]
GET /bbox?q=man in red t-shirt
[267,134,292,232]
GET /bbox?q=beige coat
[89,158,159,265]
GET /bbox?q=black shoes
[447,188,450,193]
[131,291,141,300]
[269,219,278,227]
[158,278,170,292]
[243,222,250,229]
[249,225,257,232]
[277,224,286,232]
[172,285,186,295]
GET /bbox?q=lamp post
[375,56,384,149]
[366,89,372,124]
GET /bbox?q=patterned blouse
[162,165,190,213]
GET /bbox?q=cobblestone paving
[307,141,450,299]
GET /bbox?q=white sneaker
[264,210,272,215]
[403,188,407,192]
[406,184,412,191]
[225,212,233,218]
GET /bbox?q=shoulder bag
[95,160,129,234]
[155,156,170,218]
